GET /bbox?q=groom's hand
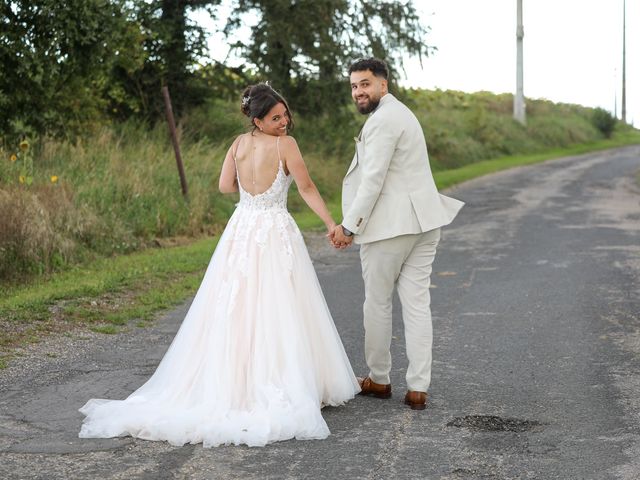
[330,225,353,249]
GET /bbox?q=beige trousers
[359,228,441,392]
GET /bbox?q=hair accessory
[242,95,251,107]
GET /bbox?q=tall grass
[1,89,637,282]
[1,122,232,280]
[408,89,609,170]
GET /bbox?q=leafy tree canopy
[223,0,433,113]
[0,0,221,138]
[0,0,143,136]
[0,0,431,138]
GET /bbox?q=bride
[79,83,360,447]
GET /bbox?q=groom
[330,58,464,410]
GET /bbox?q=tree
[0,0,144,137]
[591,107,617,139]
[132,0,222,117]
[224,0,433,114]
[0,0,223,138]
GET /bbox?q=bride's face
[255,102,289,136]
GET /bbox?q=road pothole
[447,415,542,432]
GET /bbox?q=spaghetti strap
[276,136,282,165]
[232,135,243,164]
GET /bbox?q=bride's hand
[326,223,338,245]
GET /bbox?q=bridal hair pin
[242,95,251,107]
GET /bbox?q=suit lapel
[345,95,393,178]
[346,121,367,176]
[346,152,358,176]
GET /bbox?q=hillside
[0,89,637,281]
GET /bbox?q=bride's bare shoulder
[279,135,300,151]
[231,132,252,153]
[234,132,252,143]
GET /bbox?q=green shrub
[591,108,617,138]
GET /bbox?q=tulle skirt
[78,205,360,447]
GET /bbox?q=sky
[195,0,638,125]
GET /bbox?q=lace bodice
[237,161,293,211]
[227,154,298,278]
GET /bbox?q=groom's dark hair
[348,58,389,80]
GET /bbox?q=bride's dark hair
[240,83,294,131]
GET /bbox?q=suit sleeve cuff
[341,216,363,235]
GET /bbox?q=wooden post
[162,86,188,198]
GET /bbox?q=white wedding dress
[79,143,360,447]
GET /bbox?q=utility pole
[612,67,618,117]
[621,0,627,123]
[514,0,526,125]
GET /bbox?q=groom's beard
[355,96,380,114]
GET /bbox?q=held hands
[327,224,353,249]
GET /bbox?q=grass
[0,236,217,367]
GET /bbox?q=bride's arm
[282,136,336,232]
[219,138,240,194]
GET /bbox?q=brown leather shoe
[404,391,427,410]
[357,377,391,399]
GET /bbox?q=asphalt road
[1,146,640,479]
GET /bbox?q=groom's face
[350,70,388,115]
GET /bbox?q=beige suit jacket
[342,93,464,244]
